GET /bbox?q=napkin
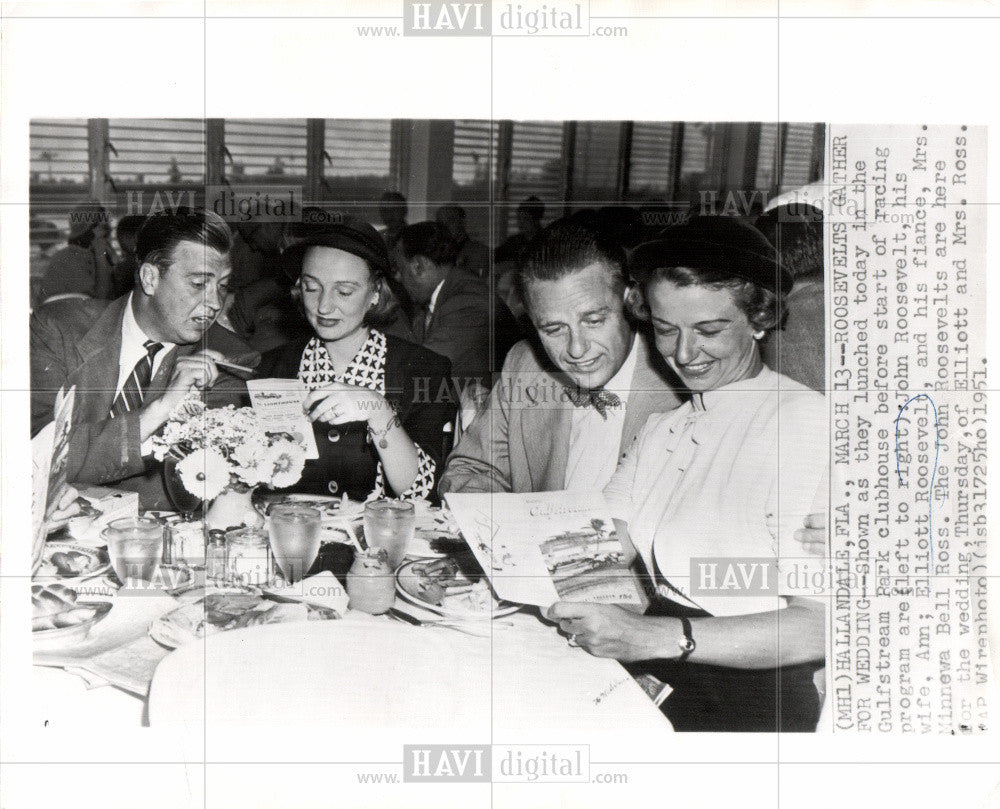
[263,571,349,614]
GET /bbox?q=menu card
[444,491,643,608]
[246,378,319,459]
[31,386,75,570]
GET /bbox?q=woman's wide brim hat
[630,215,792,295]
[281,215,391,281]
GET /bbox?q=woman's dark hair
[397,221,460,267]
[136,206,232,270]
[645,265,785,332]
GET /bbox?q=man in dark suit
[31,207,259,509]
[393,221,521,392]
[440,220,682,495]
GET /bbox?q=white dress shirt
[118,294,175,455]
[116,293,175,396]
[421,277,447,334]
[563,335,638,492]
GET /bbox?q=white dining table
[35,598,672,738]
[32,502,673,739]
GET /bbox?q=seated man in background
[755,203,825,393]
[439,220,682,495]
[394,221,522,393]
[41,202,118,302]
[109,214,146,299]
[378,191,408,251]
[31,207,258,510]
[436,204,490,279]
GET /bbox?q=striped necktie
[109,340,163,418]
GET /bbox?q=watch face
[680,638,696,652]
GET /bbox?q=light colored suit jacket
[438,333,683,494]
[31,295,258,508]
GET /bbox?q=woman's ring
[567,634,579,647]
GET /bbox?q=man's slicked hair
[398,221,460,267]
[136,206,232,271]
[517,219,628,302]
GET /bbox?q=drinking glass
[104,517,164,587]
[363,499,416,570]
[225,527,276,588]
[166,519,206,568]
[267,504,321,584]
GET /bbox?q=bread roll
[52,607,96,628]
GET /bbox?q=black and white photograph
[25,115,832,734]
[1,3,997,809]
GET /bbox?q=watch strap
[677,615,696,661]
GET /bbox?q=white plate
[34,543,111,582]
[149,589,340,649]
[32,601,112,650]
[405,528,467,559]
[253,492,364,522]
[396,557,521,621]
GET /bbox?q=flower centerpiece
[151,398,307,531]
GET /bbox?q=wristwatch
[677,616,696,661]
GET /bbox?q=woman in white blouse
[548,217,827,732]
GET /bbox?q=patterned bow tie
[564,386,622,420]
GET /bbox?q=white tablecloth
[37,606,671,739]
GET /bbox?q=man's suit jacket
[31,295,259,509]
[438,331,683,494]
[408,271,523,389]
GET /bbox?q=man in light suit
[439,220,682,495]
[31,208,258,510]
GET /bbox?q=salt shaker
[205,529,227,584]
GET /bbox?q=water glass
[166,519,206,568]
[104,517,164,587]
[267,504,321,584]
[363,499,416,570]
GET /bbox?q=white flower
[263,441,306,489]
[176,448,231,501]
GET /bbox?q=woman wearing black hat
[253,217,456,503]
[547,217,827,732]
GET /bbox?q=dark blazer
[401,270,524,390]
[30,295,259,509]
[254,332,456,502]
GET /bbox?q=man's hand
[546,601,672,663]
[45,484,81,524]
[141,350,224,440]
[794,511,827,557]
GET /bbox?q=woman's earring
[754,330,766,340]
